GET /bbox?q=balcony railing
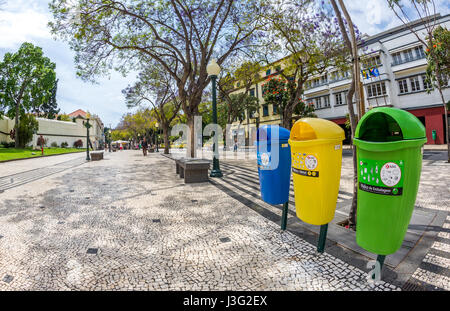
[305,81,328,90]
[329,76,350,83]
[391,54,426,66]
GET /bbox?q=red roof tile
[68,109,87,118]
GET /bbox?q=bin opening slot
[359,112,403,142]
[291,123,317,141]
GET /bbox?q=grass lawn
[0,147,87,162]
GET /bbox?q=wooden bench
[175,158,210,183]
[90,151,104,161]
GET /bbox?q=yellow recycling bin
[289,118,345,226]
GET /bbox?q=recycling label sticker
[358,158,404,196]
[257,152,271,170]
[260,153,270,166]
[291,152,319,178]
[304,155,318,170]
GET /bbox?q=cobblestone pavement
[215,149,450,291]
[0,150,400,291]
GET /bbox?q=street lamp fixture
[254,111,260,129]
[207,59,223,178]
[85,113,91,161]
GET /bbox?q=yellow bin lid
[289,118,345,143]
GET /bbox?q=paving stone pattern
[0,151,400,291]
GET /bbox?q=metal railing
[391,54,426,66]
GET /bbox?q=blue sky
[0,0,449,127]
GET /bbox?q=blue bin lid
[257,125,290,142]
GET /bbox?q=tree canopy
[49,0,269,157]
[0,42,57,147]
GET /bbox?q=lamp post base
[210,169,223,178]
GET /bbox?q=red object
[407,106,448,145]
[41,147,44,155]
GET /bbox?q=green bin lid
[355,107,426,142]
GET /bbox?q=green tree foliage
[111,129,129,141]
[35,78,60,119]
[49,0,269,157]
[424,26,449,96]
[116,109,156,143]
[387,0,449,161]
[17,113,39,148]
[262,77,315,124]
[57,113,72,122]
[262,0,353,128]
[0,42,57,147]
[122,63,182,154]
[218,61,261,127]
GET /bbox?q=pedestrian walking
[142,138,148,156]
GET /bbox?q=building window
[367,82,387,98]
[404,48,414,62]
[249,88,255,97]
[410,76,421,92]
[315,97,322,109]
[335,92,345,106]
[421,75,432,90]
[392,52,402,65]
[323,95,330,108]
[266,69,271,76]
[263,105,269,117]
[320,74,328,84]
[363,55,382,68]
[398,79,408,94]
[415,46,425,59]
[272,104,278,115]
[312,78,320,87]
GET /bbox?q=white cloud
[344,0,450,36]
[0,0,136,127]
[0,0,51,48]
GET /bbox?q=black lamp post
[207,59,223,178]
[84,113,91,161]
[155,122,160,152]
[254,110,260,130]
[108,129,112,152]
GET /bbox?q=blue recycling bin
[256,125,292,205]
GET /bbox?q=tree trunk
[14,101,20,148]
[433,59,450,162]
[187,115,196,158]
[163,125,170,155]
[346,83,358,230]
[282,105,292,129]
[331,0,360,229]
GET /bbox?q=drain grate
[219,237,231,243]
[2,275,13,283]
[87,248,98,254]
[152,219,161,223]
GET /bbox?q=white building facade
[231,14,449,145]
[0,109,105,149]
[304,14,449,145]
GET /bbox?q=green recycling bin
[354,107,427,255]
